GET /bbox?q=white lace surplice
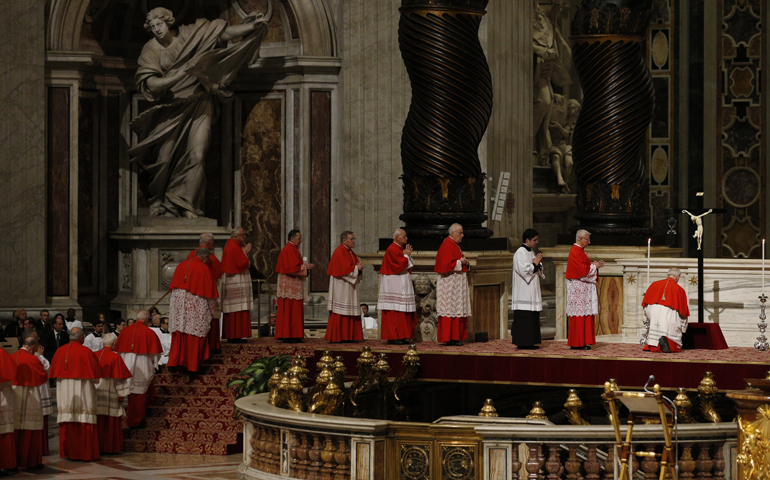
[222,270,253,313]
[378,256,416,312]
[119,352,160,395]
[96,377,130,418]
[566,264,598,317]
[56,378,99,425]
[169,288,215,338]
[328,270,361,316]
[277,273,304,300]
[0,382,14,435]
[13,385,44,430]
[436,261,472,318]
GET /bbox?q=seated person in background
[84,320,105,352]
[259,313,277,338]
[64,308,83,332]
[22,317,43,341]
[4,309,26,341]
[360,304,379,340]
[642,268,690,353]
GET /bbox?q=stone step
[151,394,236,409]
[123,438,238,455]
[143,416,242,433]
[126,426,239,445]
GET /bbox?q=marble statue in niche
[129,3,272,218]
[533,0,573,167]
[547,95,581,193]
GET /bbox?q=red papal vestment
[11,349,47,468]
[378,242,417,340]
[566,244,598,347]
[113,322,162,427]
[95,347,132,453]
[0,350,16,471]
[220,238,253,339]
[642,277,691,352]
[435,237,471,342]
[50,341,102,461]
[168,257,219,372]
[325,244,363,342]
[187,249,223,351]
[275,241,306,339]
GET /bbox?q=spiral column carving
[398,0,493,238]
[570,0,654,235]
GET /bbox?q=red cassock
[187,249,223,351]
[50,342,103,461]
[379,242,417,340]
[168,257,219,372]
[0,350,16,470]
[642,278,691,352]
[11,349,47,468]
[113,322,163,428]
[95,347,132,454]
[434,237,470,342]
[275,242,305,339]
[221,238,252,339]
[565,244,596,347]
[325,244,364,342]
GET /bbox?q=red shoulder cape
[642,278,690,318]
[221,238,250,274]
[95,347,133,379]
[276,242,303,274]
[11,349,46,386]
[381,242,411,275]
[434,237,467,274]
[327,244,359,277]
[113,322,163,355]
[50,341,102,379]
[0,349,16,383]
[169,257,219,299]
[187,249,222,280]
[565,244,592,279]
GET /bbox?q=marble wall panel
[78,95,96,292]
[310,91,331,292]
[596,276,623,335]
[48,87,71,297]
[240,97,283,284]
[0,0,46,305]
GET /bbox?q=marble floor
[9,430,241,480]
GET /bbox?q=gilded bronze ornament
[441,445,475,480]
[564,389,591,425]
[526,401,548,420]
[398,0,493,238]
[393,344,421,401]
[737,405,770,480]
[696,371,721,423]
[401,444,431,479]
[674,387,697,424]
[602,378,621,422]
[569,0,655,235]
[478,398,499,417]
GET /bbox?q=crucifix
[670,202,727,323]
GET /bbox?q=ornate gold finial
[374,353,391,389]
[736,405,770,479]
[349,347,379,408]
[602,378,621,421]
[674,387,696,424]
[286,372,305,412]
[288,357,308,383]
[526,401,548,420]
[564,389,590,425]
[267,367,284,406]
[765,371,770,381]
[696,371,721,423]
[333,356,346,385]
[317,350,335,371]
[478,398,499,417]
[393,345,421,401]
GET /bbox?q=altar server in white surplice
[511,228,544,350]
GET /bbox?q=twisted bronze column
[570,0,654,235]
[398,0,493,238]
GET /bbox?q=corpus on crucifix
[681,209,713,251]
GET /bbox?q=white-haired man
[50,327,102,461]
[565,229,604,350]
[220,227,253,343]
[377,228,417,345]
[187,232,223,352]
[113,310,162,427]
[95,333,132,454]
[11,332,47,468]
[642,268,690,353]
[434,224,472,346]
[325,230,365,343]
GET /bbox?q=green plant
[227,354,292,402]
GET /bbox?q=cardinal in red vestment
[0,349,16,471]
[642,268,690,353]
[434,224,472,346]
[378,229,417,344]
[565,230,604,350]
[325,231,364,343]
[12,334,48,469]
[113,312,162,427]
[220,228,253,343]
[187,232,223,352]
[275,230,312,343]
[50,328,103,461]
[168,248,219,372]
[95,333,132,453]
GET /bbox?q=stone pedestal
[360,248,513,342]
[108,216,230,319]
[539,245,682,341]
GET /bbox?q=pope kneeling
[642,268,690,353]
